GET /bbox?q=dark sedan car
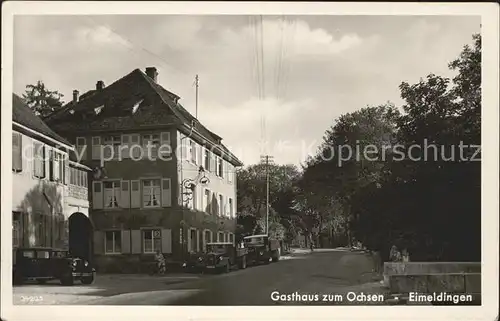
[13,247,95,286]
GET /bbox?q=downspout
[179,121,195,259]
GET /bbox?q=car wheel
[13,272,23,285]
[81,275,94,285]
[37,279,47,285]
[60,273,74,286]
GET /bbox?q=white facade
[12,128,90,249]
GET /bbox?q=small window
[105,231,122,254]
[104,181,120,208]
[143,229,161,253]
[142,179,161,207]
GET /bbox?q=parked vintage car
[243,234,281,265]
[12,247,95,286]
[197,242,248,273]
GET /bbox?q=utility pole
[195,74,199,119]
[260,155,274,236]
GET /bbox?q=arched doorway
[68,212,93,262]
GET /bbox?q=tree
[236,163,301,241]
[295,104,400,247]
[22,81,64,118]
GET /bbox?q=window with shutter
[103,181,120,208]
[159,132,171,160]
[92,181,103,209]
[130,134,141,159]
[76,137,87,161]
[143,229,161,253]
[92,137,101,160]
[142,134,160,160]
[12,133,22,172]
[219,194,224,216]
[204,189,211,214]
[33,142,46,178]
[105,231,122,254]
[121,134,130,159]
[204,149,210,171]
[143,179,161,208]
[229,198,234,217]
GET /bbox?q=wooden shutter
[49,150,55,181]
[131,230,142,254]
[12,133,22,172]
[228,164,233,183]
[161,229,172,254]
[93,231,104,255]
[130,134,141,159]
[76,137,87,161]
[130,180,140,208]
[121,230,131,254]
[121,135,130,159]
[92,136,101,160]
[120,180,130,208]
[210,153,216,173]
[41,145,46,178]
[159,132,171,159]
[196,230,201,252]
[64,159,70,185]
[161,178,172,207]
[92,181,103,209]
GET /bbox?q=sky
[13,15,480,167]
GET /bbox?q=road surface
[14,249,388,305]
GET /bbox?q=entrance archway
[68,212,93,262]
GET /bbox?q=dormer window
[94,105,104,115]
[132,99,143,114]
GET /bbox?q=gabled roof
[12,93,71,146]
[45,68,243,166]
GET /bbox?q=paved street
[14,248,388,305]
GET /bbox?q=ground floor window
[217,232,224,242]
[105,231,122,254]
[189,229,197,252]
[229,233,234,244]
[143,229,161,253]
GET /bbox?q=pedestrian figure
[155,249,166,275]
[309,234,314,252]
[389,245,401,262]
[402,248,410,263]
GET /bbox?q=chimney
[72,90,79,103]
[145,67,158,82]
[96,80,105,91]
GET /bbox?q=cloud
[74,25,130,48]
[12,15,481,166]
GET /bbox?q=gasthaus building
[12,93,92,261]
[44,67,243,272]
